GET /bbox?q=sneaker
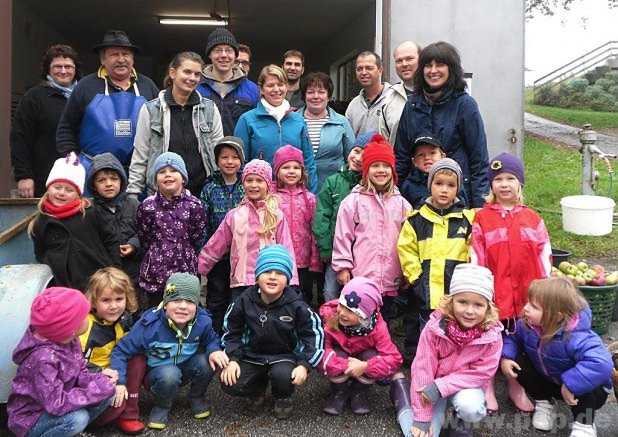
[273,398,293,419]
[532,400,556,431]
[190,398,211,419]
[116,418,145,434]
[147,406,169,430]
[569,422,597,437]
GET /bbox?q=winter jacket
[56,70,159,156]
[411,311,502,423]
[8,328,114,437]
[332,186,412,296]
[470,203,552,320]
[110,306,221,385]
[297,106,356,191]
[379,82,410,146]
[87,152,140,280]
[198,198,299,287]
[345,82,392,136]
[221,285,324,369]
[136,190,207,294]
[200,171,245,242]
[79,312,133,371]
[10,83,65,196]
[398,200,475,309]
[319,300,402,379]
[274,186,321,271]
[127,90,224,196]
[312,167,361,260]
[502,308,613,396]
[234,100,318,192]
[197,65,259,136]
[394,90,489,208]
[31,207,119,291]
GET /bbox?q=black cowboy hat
[92,30,141,54]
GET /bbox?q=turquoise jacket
[234,100,318,192]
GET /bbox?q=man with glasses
[197,29,259,135]
[236,44,252,76]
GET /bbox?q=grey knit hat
[205,28,239,57]
[214,136,245,165]
[449,264,494,302]
[163,272,200,306]
[427,157,463,191]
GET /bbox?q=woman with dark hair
[298,72,355,191]
[128,51,224,196]
[10,44,80,197]
[394,41,489,208]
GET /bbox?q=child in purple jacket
[8,287,115,437]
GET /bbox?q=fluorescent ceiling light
[159,17,228,26]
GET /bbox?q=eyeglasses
[212,47,235,55]
[235,60,250,66]
[51,64,76,71]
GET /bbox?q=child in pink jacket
[331,135,411,321]
[410,264,503,437]
[198,159,299,310]
[273,145,321,304]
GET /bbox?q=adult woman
[234,65,317,192]
[128,51,224,196]
[394,41,489,208]
[298,72,355,191]
[10,44,80,197]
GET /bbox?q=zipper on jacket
[174,337,184,365]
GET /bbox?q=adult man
[345,51,391,136]
[380,41,421,145]
[282,50,305,108]
[197,28,259,136]
[236,44,252,76]
[56,30,158,169]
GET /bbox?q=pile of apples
[552,261,618,286]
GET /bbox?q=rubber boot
[323,381,350,415]
[484,378,499,414]
[507,377,534,412]
[350,380,371,415]
[390,377,413,437]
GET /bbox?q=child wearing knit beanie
[470,152,551,414]
[8,287,115,437]
[332,134,412,322]
[220,245,324,420]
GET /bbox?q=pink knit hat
[242,159,273,192]
[30,287,91,343]
[273,145,304,179]
[338,276,383,320]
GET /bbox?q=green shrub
[609,85,618,99]
[534,85,561,106]
[590,92,616,112]
[566,78,589,92]
[584,85,605,99]
[605,71,618,85]
[595,78,613,91]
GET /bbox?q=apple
[606,272,618,286]
[559,261,572,274]
[577,261,589,271]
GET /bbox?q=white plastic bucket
[560,195,615,236]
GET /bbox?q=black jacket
[10,84,66,196]
[87,153,141,281]
[221,285,324,369]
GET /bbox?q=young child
[471,152,552,413]
[8,287,115,437]
[220,245,324,419]
[501,278,613,437]
[87,153,141,286]
[137,152,207,307]
[400,135,448,209]
[319,276,404,417]
[313,131,374,301]
[30,152,119,291]
[410,264,502,437]
[79,267,145,434]
[332,134,412,321]
[273,145,321,304]
[200,136,245,333]
[398,158,475,360]
[110,272,228,430]
[198,159,299,304]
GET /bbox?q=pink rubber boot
[507,377,534,412]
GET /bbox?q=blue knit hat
[255,244,294,282]
[352,131,377,151]
[150,152,188,185]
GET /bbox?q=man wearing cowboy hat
[56,30,159,174]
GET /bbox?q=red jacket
[318,300,402,380]
[470,203,551,320]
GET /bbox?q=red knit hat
[361,134,397,185]
[30,287,91,343]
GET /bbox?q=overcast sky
[525,1,618,85]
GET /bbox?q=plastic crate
[578,284,618,335]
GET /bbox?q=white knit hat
[449,264,494,302]
[46,152,86,195]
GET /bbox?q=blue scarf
[47,74,76,99]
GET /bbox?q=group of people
[6,25,616,437]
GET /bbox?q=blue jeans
[323,263,341,301]
[27,397,112,437]
[147,352,214,409]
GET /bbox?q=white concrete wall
[388,0,525,157]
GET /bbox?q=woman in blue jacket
[395,41,489,208]
[234,65,318,192]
